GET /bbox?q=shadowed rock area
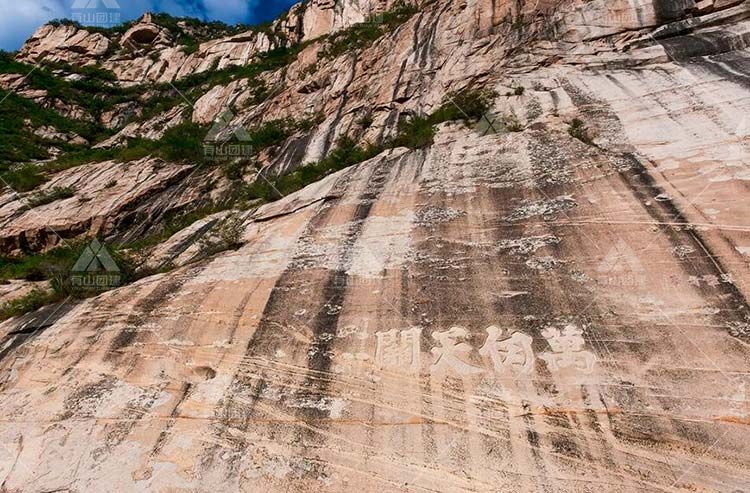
[0,0,749,491]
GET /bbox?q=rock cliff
[0,0,749,491]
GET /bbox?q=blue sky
[0,0,297,51]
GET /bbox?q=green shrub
[0,238,134,291]
[217,213,245,248]
[47,18,134,36]
[392,115,435,149]
[40,60,118,83]
[160,121,208,163]
[197,212,246,258]
[240,87,497,196]
[319,2,418,59]
[47,13,258,42]
[391,88,497,148]
[240,178,278,202]
[221,161,245,180]
[123,199,240,253]
[27,186,75,208]
[248,137,382,200]
[433,89,497,122]
[33,116,312,181]
[245,118,293,149]
[247,79,271,105]
[0,242,82,282]
[1,165,46,192]
[169,46,300,96]
[138,94,186,122]
[0,288,65,321]
[0,89,104,169]
[357,114,374,128]
[182,42,200,55]
[321,24,384,59]
[0,54,136,119]
[45,147,122,172]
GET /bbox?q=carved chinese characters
[539,325,596,373]
[371,323,597,378]
[430,327,484,377]
[374,327,422,374]
[479,326,534,375]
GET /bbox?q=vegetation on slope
[0,239,138,319]
[1,3,481,321]
[320,2,419,59]
[0,226,151,320]
[49,12,277,54]
[0,52,136,117]
[0,53,123,181]
[0,0,422,190]
[243,88,496,201]
[0,43,306,191]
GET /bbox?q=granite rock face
[16,0,397,85]
[1,0,750,491]
[17,24,111,65]
[0,157,195,252]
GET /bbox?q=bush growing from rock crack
[27,186,76,208]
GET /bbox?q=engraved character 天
[539,324,596,373]
[374,327,422,374]
[430,327,483,377]
[479,326,534,375]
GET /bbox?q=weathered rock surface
[1,0,750,491]
[17,24,111,65]
[0,280,50,306]
[17,0,397,85]
[32,125,88,145]
[0,157,195,252]
[120,13,172,49]
[96,104,189,148]
[2,104,750,491]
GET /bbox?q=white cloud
[0,0,270,51]
[0,0,67,50]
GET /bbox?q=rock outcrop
[17,24,111,65]
[120,13,172,49]
[0,157,196,252]
[17,0,399,85]
[0,0,749,491]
